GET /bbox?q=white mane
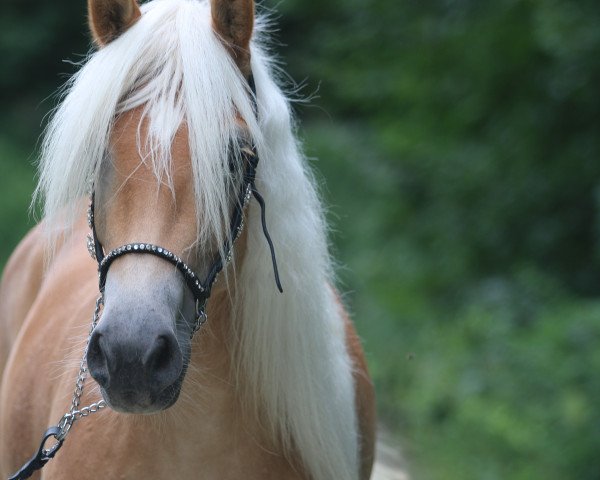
[36,1,359,478]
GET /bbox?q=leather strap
[8,427,63,480]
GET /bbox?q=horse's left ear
[210,0,254,75]
[88,0,141,46]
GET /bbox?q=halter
[86,74,282,336]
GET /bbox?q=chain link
[56,293,107,441]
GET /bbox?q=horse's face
[86,0,255,414]
[87,111,199,413]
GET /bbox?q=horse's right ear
[88,0,141,46]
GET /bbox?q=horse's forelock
[38,0,259,260]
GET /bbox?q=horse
[0,0,376,478]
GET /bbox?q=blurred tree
[0,0,88,141]
[271,0,600,297]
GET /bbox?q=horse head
[83,0,257,413]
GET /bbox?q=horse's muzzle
[87,323,184,413]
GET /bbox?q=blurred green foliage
[1,0,599,479]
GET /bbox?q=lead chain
[56,293,107,441]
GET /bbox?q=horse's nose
[87,325,183,395]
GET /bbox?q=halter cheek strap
[87,75,282,336]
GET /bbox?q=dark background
[1,1,599,479]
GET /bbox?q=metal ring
[192,302,208,336]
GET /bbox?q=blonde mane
[36,0,359,478]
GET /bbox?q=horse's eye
[227,143,237,173]
[228,137,252,173]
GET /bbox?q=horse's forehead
[98,107,197,257]
[110,107,191,177]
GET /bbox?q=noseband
[86,74,282,336]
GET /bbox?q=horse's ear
[88,0,141,46]
[210,0,254,75]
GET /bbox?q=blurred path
[371,427,409,480]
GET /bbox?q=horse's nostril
[143,334,182,387]
[89,334,101,358]
[87,331,109,388]
[145,335,171,371]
